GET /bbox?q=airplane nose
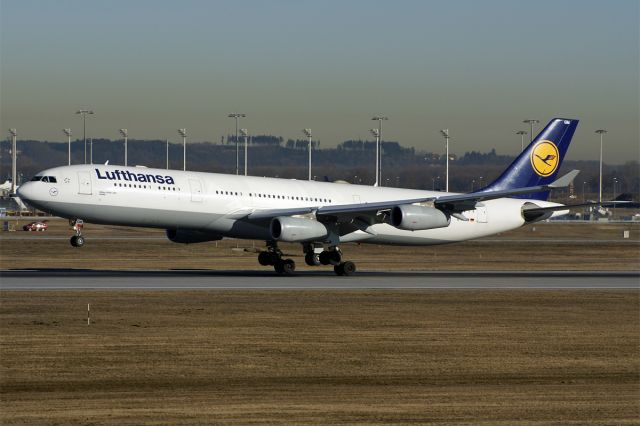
[16,182,34,201]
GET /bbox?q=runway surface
[1,270,638,290]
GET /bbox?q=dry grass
[1,290,638,424]
[1,220,639,271]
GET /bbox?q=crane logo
[530,140,559,177]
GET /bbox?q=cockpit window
[30,175,57,183]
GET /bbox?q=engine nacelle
[166,229,223,244]
[270,216,329,242]
[390,204,450,231]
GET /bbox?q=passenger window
[31,176,43,181]
[48,177,57,183]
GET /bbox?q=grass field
[1,221,639,424]
[1,290,638,425]
[1,219,639,271]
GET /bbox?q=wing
[245,170,580,228]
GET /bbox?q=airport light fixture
[516,130,528,152]
[76,109,94,164]
[9,129,17,194]
[89,138,93,164]
[166,139,169,170]
[63,129,72,165]
[370,128,380,186]
[440,129,451,192]
[178,128,187,171]
[371,116,388,186]
[303,129,313,181]
[240,128,248,176]
[595,129,607,203]
[522,119,539,143]
[119,129,128,166]
[228,113,246,175]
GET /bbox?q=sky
[1,0,638,163]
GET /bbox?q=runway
[1,270,638,290]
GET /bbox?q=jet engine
[270,216,329,242]
[390,204,450,231]
[166,229,223,244]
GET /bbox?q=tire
[328,250,342,266]
[282,259,296,275]
[341,261,356,276]
[305,253,320,266]
[258,251,272,266]
[319,251,331,265]
[70,236,77,247]
[334,263,345,276]
[75,235,85,247]
[274,260,285,274]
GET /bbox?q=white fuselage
[17,164,557,245]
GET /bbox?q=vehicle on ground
[23,221,48,231]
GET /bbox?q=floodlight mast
[516,130,527,152]
[303,129,312,181]
[228,113,246,175]
[371,116,387,186]
[522,119,539,143]
[119,129,128,166]
[9,129,17,194]
[440,129,451,192]
[240,128,248,176]
[369,128,380,186]
[76,109,94,164]
[178,129,187,171]
[63,129,72,165]
[595,129,607,203]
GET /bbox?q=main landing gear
[69,219,85,248]
[258,242,356,276]
[258,242,296,275]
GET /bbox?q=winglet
[548,169,579,188]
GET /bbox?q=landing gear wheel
[274,260,285,274]
[282,259,296,275]
[305,252,321,266]
[334,261,356,276]
[70,235,84,248]
[319,251,331,265]
[258,251,272,266]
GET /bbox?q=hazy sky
[1,0,638,163]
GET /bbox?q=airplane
[18,118,581,276]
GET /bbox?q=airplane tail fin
[479,118,578,200]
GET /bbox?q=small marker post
[87,303,90,326]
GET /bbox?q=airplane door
[77,171,92,195]
[476,205,488,223]
[189,179,203,202]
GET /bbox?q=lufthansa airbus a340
[18,118,581,275]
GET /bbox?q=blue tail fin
[480,118,578,200]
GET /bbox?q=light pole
[471,179,475,192]
[76,109,94,164]
[119,129,128,166]
[371,116,388,186]
[178,129,187,171]
[595,129,607,203]
[479,176,483,189]
[523,119,539,143]
[240,128,248,176]
[166,139,169,169]
[516,130,527,152]
[303,129,312,181]
[89,138,93,164]
[9,129,17,194]
[370,128,380,186]
[440,129,451,192]
[63,129,72,165]
[228,113,246,175]
[582,181,587,202]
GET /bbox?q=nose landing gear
[69,219,85,247]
